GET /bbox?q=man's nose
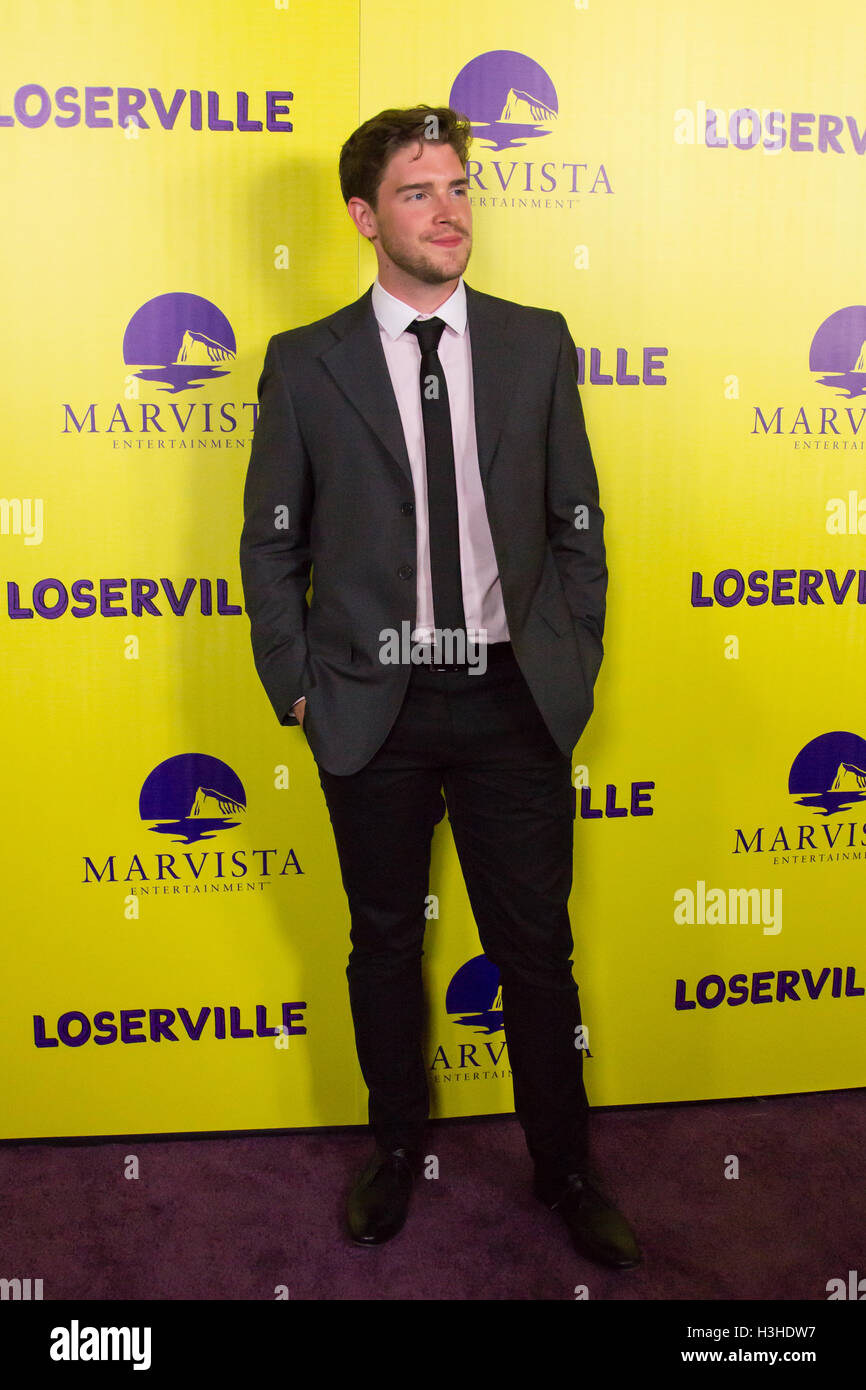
[431,192,465,219]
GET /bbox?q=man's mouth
[430,235,463,246]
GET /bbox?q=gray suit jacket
[240,281,607,775]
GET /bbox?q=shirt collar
[372,275,467,341]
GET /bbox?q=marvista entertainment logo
[751,305,866,448]
[62,292,258,447]
[449,51,669,389]
[140,752,246,844]
[733,731,866,866]
[82,753,304,892]
[450,50,613,207]
[123,292,236,394]
[428,954,593,1079]
[430,955,510,1082]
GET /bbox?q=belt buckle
[431,659,466,673]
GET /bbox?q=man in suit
[240,105,641,1269]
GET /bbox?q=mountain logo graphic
[139,753,247,844]
[445,954,504,1034]
[809,306,866,400]
[449,51,558,153]
[122,292,236,395]
[788,731,866,817]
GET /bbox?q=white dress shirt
[370,274,509,646]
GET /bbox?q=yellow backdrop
[2,0,864,1140]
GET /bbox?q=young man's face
[352,138,473,288]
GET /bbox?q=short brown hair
[339,105,472,210]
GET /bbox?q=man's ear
[347,196,376,241]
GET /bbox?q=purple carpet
[2,1089,863,1300]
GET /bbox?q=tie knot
[407,316,446,355]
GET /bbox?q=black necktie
[406,316,466,641]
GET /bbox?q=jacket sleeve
[239,335,314,726]
[544,311,608,682]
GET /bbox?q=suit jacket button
[401,502,415,515]
[398,564,414,580]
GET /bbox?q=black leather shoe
[346,1146,416,1246]
[534,1171,642,1270]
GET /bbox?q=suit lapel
[319,285,413,486]
[465,282,523,485]
[319,280,524,489]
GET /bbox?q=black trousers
[315,642,591,1186]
